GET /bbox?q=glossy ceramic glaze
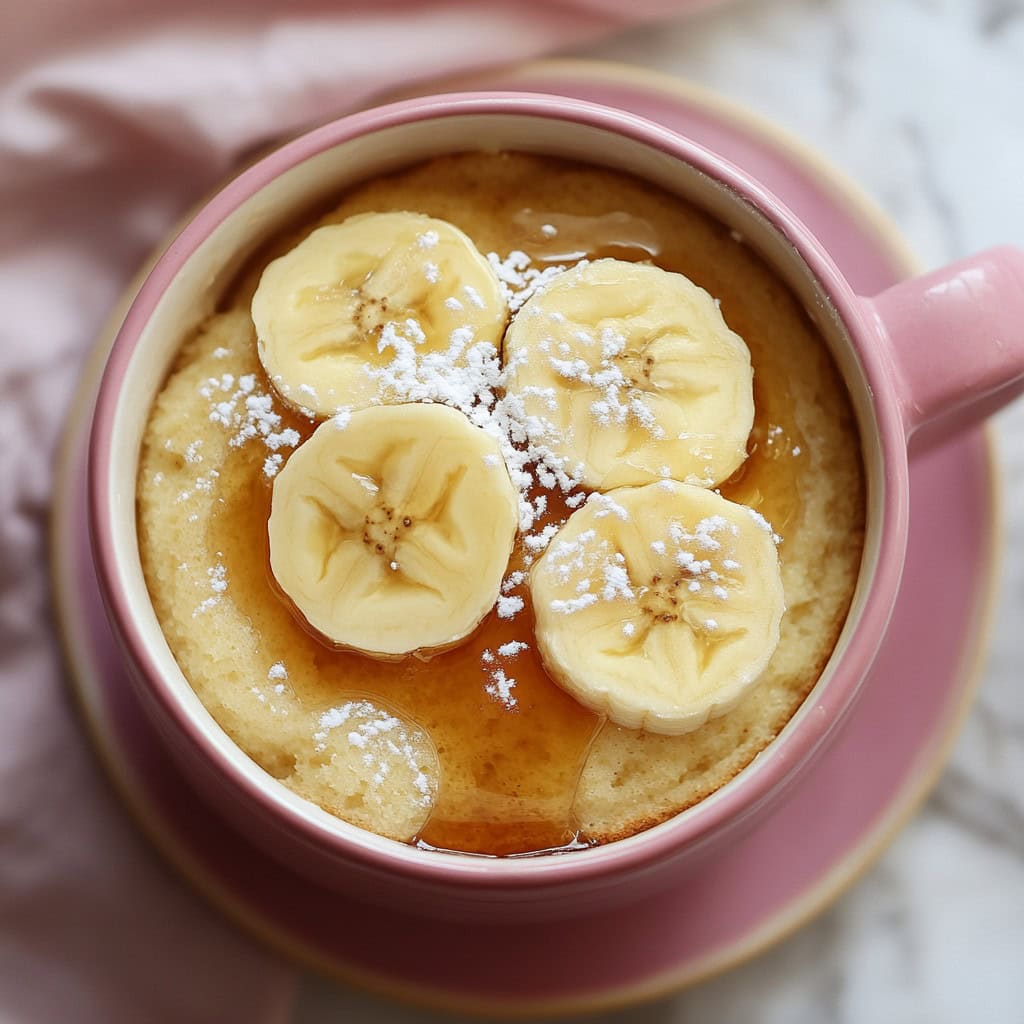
[86,90,1024,920]
[56,61,1002,1013]
[868,250,1024,445]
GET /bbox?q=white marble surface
[295,1,1024,1021]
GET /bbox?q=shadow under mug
[88,94,1024,923]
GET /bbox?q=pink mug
[88,93,1024,922]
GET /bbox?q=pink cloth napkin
[0,3,713,1021]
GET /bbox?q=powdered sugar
[313,700,434,807]
[191,561,228,617]
[551,592,598,615]
[359,296,586,541]
[589,492,629,521]
[314,702,395,747]
[523,523,560,552]
[652,516,746,604]
[497,594,524,619]
[502,570,526,593]
[248,683,290,715]
[485,668,518,709]
[545,528,632,615]
[496,640,529,658]
[486,250,574,312]
[199,372,302,463]
[746,506,783,545]
[207,564,228,594]
[522,301,665,441]
[192,597,219,617]
[245,662,290,713]
[477,638,528,704]
[601,559,634,602]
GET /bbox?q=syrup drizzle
[512,207,662,262]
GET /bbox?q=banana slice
[252,212,508,417]
[503,259,754,491]
[268,403,518,657]
[530,481,784,735]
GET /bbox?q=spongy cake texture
[137,152,864,848]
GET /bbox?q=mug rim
[88,92,910,891]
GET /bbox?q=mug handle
[861,246,1024,445]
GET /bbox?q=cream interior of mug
[103,112,886,868]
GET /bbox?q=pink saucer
[52,60,999,1016]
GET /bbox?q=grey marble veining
[295,1,1024,1020]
